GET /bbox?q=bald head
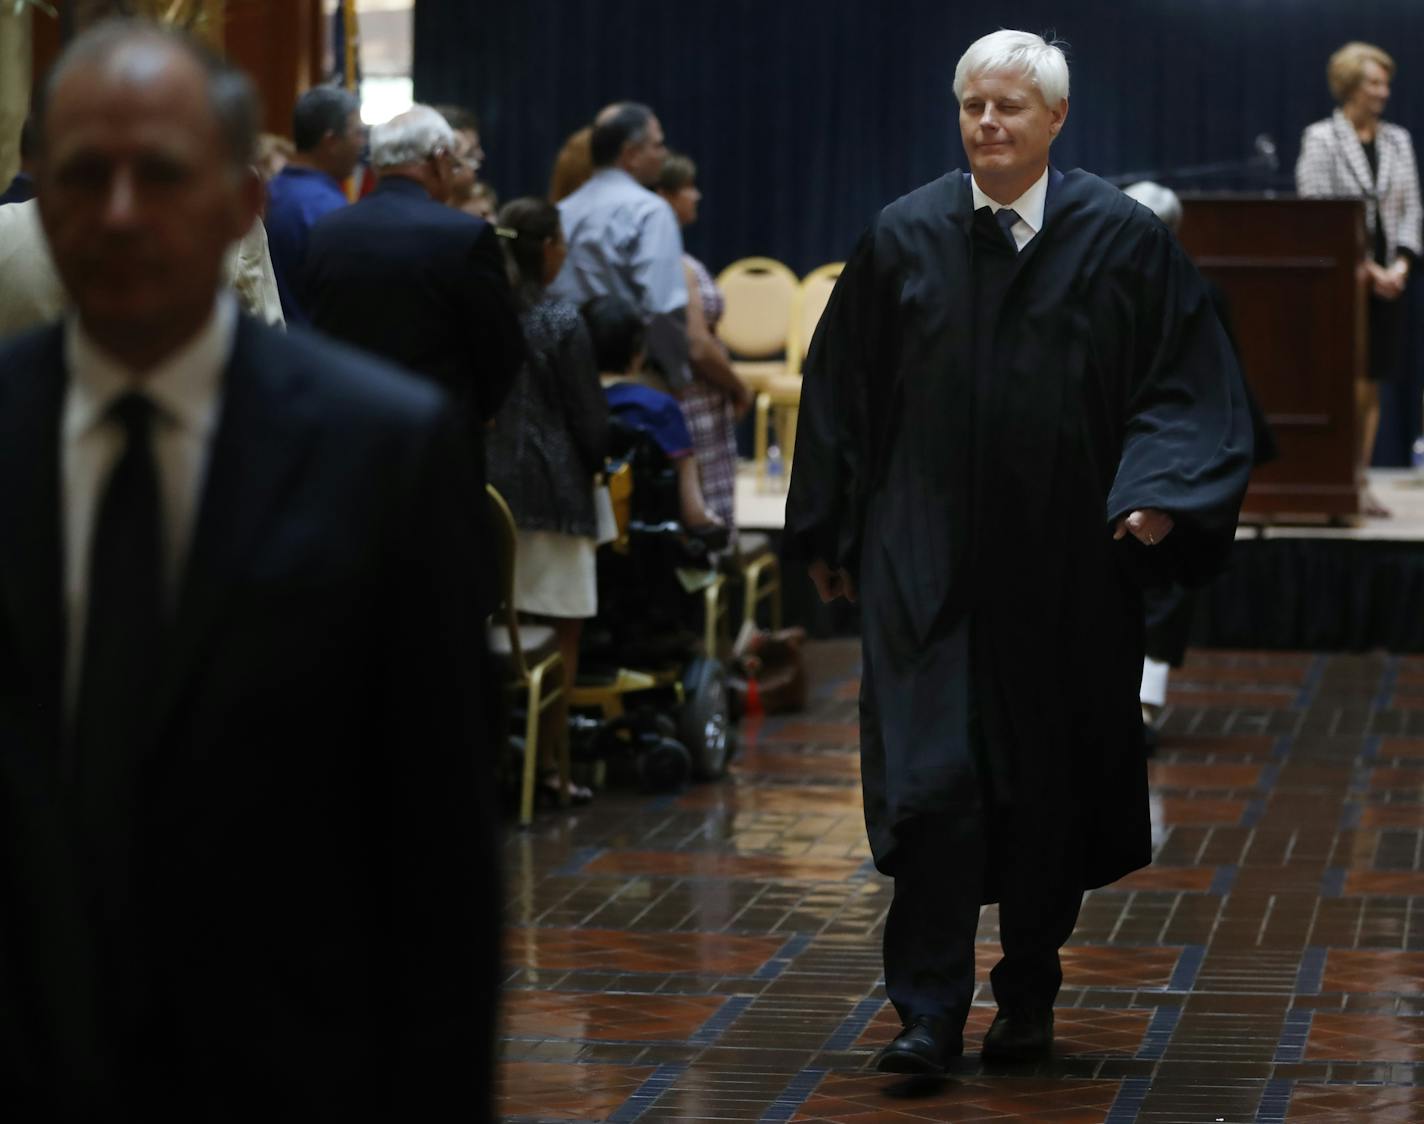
[590,101,665,186]
[36,19,263,372]
[39,19,260,172]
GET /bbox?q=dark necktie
[995,207,1022,251]
[70,391,169,1057]
[73,391,166,778]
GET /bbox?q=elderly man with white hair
[304,104,523,560]
[786,30,1254,1072]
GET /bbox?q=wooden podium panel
[1180,197,1367,521]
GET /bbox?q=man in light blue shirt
[549,102,690,390]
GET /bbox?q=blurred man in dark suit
[304,104,524,480]
[0,20,500,1120]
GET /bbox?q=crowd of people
[0,14,760,1116]
[0,11,1417,1118]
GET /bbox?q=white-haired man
[304,104,524,552]
[786,30,1253,1071]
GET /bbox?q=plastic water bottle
[766,444,784,491]
[1413,436,1424,475]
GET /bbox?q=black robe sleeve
[1105,223,1255,587]
[784,224,879,570]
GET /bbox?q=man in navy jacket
[304,104,525,475]
[0,23,501,1119]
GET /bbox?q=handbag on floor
[728,624,809,715]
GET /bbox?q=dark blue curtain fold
[415,0,1424,463]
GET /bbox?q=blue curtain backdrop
[414,0,1424,464]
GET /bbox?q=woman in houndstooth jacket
[1296,41,1422,516]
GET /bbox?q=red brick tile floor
[498,643,1424,1121]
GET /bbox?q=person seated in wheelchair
[580,295,728,546]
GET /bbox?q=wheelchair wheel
[636,736,692,793]
[681,657,733,780]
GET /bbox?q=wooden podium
[1180,197,1367,521]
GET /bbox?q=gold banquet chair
[486,485,570,827]
[752,262,844,488]
[715,257,801,398]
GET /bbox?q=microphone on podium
[1251,134,1279,174]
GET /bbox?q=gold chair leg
[518,677,542,829]
[741,553,783,632]
[704,576,729,659]
[754,392,771,486]
[743,563,762,631]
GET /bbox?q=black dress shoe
[981,1006,1054,1063]
[875,1015,963,1075]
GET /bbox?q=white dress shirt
[62,294,236,712]
[970,167,1050,252]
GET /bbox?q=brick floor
[498,643,1424,1121]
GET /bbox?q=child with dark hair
[580,294,726,540]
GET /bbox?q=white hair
[369,105,456,169]
[953,29,1070,106]
[1122,181,1183,234]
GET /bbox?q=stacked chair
[714,259,843,634]
[715,258,844,489]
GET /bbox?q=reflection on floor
[500,640,1424,1121]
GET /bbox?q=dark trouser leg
[988,809,1084,1012]
[882,813,986,1029]
[989,883,1082,1012]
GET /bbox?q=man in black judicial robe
[784,30,1254,1072]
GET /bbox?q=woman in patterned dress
[656,153,752,546]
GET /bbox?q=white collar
[64,293,237,443]
[970,166,1050,235]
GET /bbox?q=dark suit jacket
[303,175,525,445]
[0,318,501,1121]
[0,172,34,206]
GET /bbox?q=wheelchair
[570,418,739,792]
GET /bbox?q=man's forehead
[961,69,1041,98]
[46,60,217,152]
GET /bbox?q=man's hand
[1113,508,1175,546]
[809,558,857,603]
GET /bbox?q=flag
[330,0,361,91]
[330,0,373,199]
